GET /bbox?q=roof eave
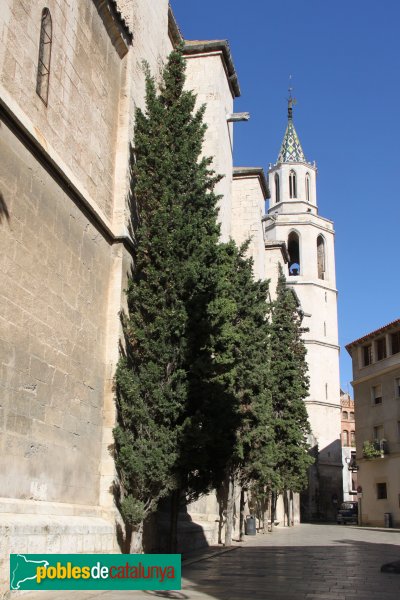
[183,40,241,98]
[345,318,400,351]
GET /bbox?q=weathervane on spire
[287,75,297,121]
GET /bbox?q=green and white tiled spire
[277,97,306,163]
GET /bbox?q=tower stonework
[265,101,342,521]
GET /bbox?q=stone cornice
[351,362,400,385]
[302,339,340,351]
[287,280,338,294]
[183,40,241,98]
[304,400,341,409]
[168,4,183,46]
[264,214,334,231]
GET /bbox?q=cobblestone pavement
[9,524,400,600]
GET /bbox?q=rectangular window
[372,384,382,405]
[373,425,384,440]
[376,337,387,361]
[377,483,387,500]
[363,344,372,366]
[391,331,400,355]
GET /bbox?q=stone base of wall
[0,498,117,594]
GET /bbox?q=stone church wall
[184,49,235,242]
[0,0,124,221]
[0,0,172,590]
[0,120,111,506]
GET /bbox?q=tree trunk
[225,474,235,546]
[129,522,144,553]
[290,491,294,526]
[216,483,227,545]
[169,489,181,553]
[239,488,245,541]
[263,493,270,534]
[269,491,275,533]
[284,490,289,526]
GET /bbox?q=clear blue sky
[171,0,400,392]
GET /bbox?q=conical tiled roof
[277,119,306,163]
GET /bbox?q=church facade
[0,1,341,586]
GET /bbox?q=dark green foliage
[114,46,222,525]
[191,240,276,489]
[270,264,314,493]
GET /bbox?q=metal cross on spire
[287,75,297,121]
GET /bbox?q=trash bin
[245,515,256,535]
[384,513,393,528]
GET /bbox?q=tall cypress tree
[191,241,276,545]
[270,265,314,511]
[113,46,223,551]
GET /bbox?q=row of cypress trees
[114,46,313,552]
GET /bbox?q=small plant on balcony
[362,440,385,459]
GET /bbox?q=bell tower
[265,96,342,521]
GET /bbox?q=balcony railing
[362,439,389,459]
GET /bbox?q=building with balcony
[341,391,357,502]
[346,319,400,527]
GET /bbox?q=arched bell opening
[275,173,280,204]
[288,231,300,276]
[317,235,326,280]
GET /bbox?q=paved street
[9,524,400,600]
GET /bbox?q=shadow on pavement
[182,538,400,600]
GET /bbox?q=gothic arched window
[275,173,280,204]
[305,173,311,202]
[343,430,349,446]
[342,411,348,420]
[350,431,355,446]
[288,231,300,276]
[289,170,297,198]
[36,8,52,105]
[317,235,326,280]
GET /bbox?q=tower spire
[277,85,306,164]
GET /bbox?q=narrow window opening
[275,173,280,204]
[288,231,300,276]
[325,382,328,399]
[343,430,349,446]
[317,235,326,280]
[305,173,311,202]
[289,170,297,199]
[395,377,400,398]
[391,331,400,355]
[350,431,355,446]
[372,384,382,405]
[376,337,387,361]
[342,411,348,420]
[36,8,52,105]
[363,344,372,366]
[324,322,326,337]
[376,483,387,500]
